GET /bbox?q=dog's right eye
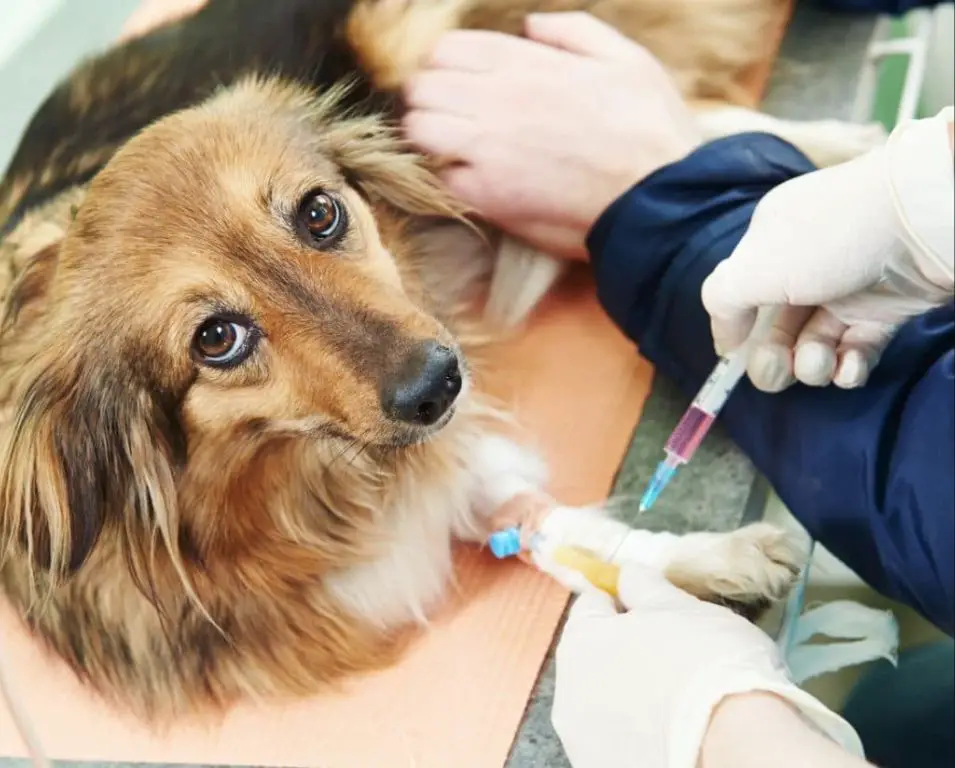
[192,316,256,368]
[296,190,346,246]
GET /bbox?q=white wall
[0,0,140,174]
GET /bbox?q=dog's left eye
[298,190,345,243]
[193,317,255,367]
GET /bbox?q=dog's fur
[0,0,884,719]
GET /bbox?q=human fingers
[428,28,566,73]
[404,69,486,117]
[702,179,830,355]
[531,548,614,612]
[440,169,591,258]
[615,564,704,612]
[833,348,873,389]
[517,221,589,261]
[402,110,481,163]
[436,164,492,212]
[793,309,847,387]
[565,589,618,624]
[834,322,893,388]
[701,233,790,355]
[438,165,587,246]
[746,306,814,392]
[524,12,644,63]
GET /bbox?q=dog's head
[0,79,473,584]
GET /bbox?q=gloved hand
[701,107,954,392]
[551,565,863,768]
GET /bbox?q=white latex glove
[551,565,863,768]
[701,107,954,392]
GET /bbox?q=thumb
[616,565,704,612]
[524,12,644,62]
[701,242,777,355]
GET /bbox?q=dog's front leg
[452,434,552,544]
[533,506,806,620]
[456,435,804,618]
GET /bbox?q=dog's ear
[0,371,183,580]
[318,104,467,220]
[0,246,184,583]
[338,128,464,219]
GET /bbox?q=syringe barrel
[665,336,754,461]
[663,406,716,461]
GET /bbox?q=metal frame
[852,7,940,125]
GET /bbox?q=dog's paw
[724,522,806,601]
[663,523,806,620]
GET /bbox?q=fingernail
[834,349,870,389]
[749,343,794,392]
[794,342,837,387]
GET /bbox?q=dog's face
[79,83,466,448]
[0,80,470,579]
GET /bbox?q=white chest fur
[322,431,549,628]
[322,436,476,627]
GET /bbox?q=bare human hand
[403,12,701,260]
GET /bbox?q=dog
[0,0,885,719]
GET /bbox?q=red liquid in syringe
[664,405,716,462]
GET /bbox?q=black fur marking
[1,0,389,226]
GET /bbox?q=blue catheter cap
[488,526,522,558]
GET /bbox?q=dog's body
[0,0,881,719]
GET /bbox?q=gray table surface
[0,3,878,767]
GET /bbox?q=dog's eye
[298,191,344,243]
[193,317,254,367]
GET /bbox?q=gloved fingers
[531,548,611,602]
[701,226,793,355]
[746,306,814,392]
[793,308,847,386]
[833,348,872,389]
[565,588,618,625]
[616,564,702,612]
[702,263,759,355]
[833,322,894,389]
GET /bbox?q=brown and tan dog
[0,0,882,719]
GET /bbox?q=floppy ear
[0,246,184,584]
[318,106,466,220]
[338,124,465,219]
[1,370,184,580]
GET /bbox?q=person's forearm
[588,134,955,635]
[701,693,873,768]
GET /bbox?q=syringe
[639,309,778,512]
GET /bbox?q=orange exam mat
[0,3,789,766]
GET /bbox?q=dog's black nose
[382,342,462,427]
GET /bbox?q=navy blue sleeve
[817,0,949,14]
[589,134,955,636]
